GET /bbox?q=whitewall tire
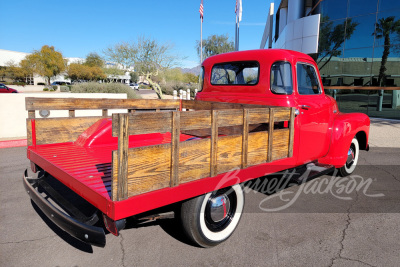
[180,184,244,247]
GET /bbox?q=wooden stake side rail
[25,98,295,203]
[25,98,181,146]
[25,97,181,119]
[111,106,295,201]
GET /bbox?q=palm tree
[317,16,359,71]
[373,16,400,86]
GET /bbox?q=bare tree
[196,34,234,61]
[104,37,178,98]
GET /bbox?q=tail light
[102,214,126,236]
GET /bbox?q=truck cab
[196,49,370,173]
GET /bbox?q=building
[0,49,132,85]
[261,0,400,119]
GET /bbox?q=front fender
[319,112,370,168]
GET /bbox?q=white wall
[0,93,127,139]
[274,14,320,54]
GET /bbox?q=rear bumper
[23,170,106,247]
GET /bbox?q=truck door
[295,61,331,164]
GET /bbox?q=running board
[289,162,335,185]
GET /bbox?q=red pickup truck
[23,49,370,248]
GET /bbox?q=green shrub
[4,82,26,86]
[70,82,142,99]
[50,88,55,91]
[52,85,58,90]
[43,88,49,91]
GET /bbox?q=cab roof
[202,49,314,67]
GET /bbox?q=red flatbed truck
[23,49,370,247]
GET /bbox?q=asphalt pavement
[1,120,400,267]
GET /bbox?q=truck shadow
[31,200,94,253]
[123,205,194,246]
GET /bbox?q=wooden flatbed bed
[24,97,295,246]
[26,98,295,220]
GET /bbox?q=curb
[0,139,27,149]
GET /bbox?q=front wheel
[339,137,359,176]
[180,184,244,247]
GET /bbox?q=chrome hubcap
[346,146,355,168]
[209,194,230,222]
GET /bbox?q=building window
[270,61,293,94]
[26,74,34,85]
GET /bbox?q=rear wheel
[180,184,244,247]
[339,137,359,176]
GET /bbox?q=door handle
[299,105,311,110]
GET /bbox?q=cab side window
[296,63,321,95]
[270,61,293,95]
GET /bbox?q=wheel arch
[355,131,368,151]
[319,112,370,167]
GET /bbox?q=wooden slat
[34,117,104,145]
[28,110,35,119]
[180,110,211,130]
[182,100,244,110]
[274,108,291,122]
[25,98,180,110]
[272,129,290,161]
[125,144,171,197]
[288,107,295,157]
[26,119,32,146]
[248,108,270,124]
[117,114,129,200]
[247,131,268,166]
[210,110,218,177]
[112,150,118,201]
[112,112,172,136]
[179,139,211,184]
[241,109,249,169]
[217,135,242,174]
[102,109,108,117]
[267,108,275,162]
[218,109,244,127]
[170,112,180,187]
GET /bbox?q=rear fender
[319,112,370,168]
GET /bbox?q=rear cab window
[211,61,259,85]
